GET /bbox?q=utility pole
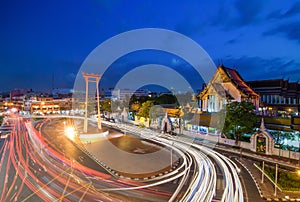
[261,161,265,183]
[274,163,278,196]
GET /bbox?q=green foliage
[154,94,177,105]
[138,123,146,128]
[100,99,112,113]
[257,164,300,191]
[222,101,258,145]
[137,100,154,119]
[129,94,138,106]
[128,95,152,113]
[0,116,3,125]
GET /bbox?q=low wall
[183,130,299,160]
[79,131,109,144]
[273,147,300,160]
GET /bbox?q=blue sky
[0,0,300,92]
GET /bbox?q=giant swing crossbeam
[82,71,102,133]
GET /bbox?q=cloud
[263,21,300,43]
[223,56,300,81]
[284,2,300,18]
[212,0,268,29]
[267,2,300,20]
[234,0,265,25]
[266,9,282,20]
[225,34,243,44]
[226,38,238,44]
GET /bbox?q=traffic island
[79,130,109,144]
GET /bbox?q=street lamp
[296,169,300,177]
[274,163,278,196]
[65,126,76,141]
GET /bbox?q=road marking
[59,165,74,201]
[78,182,92,202]
[21,167,72,202]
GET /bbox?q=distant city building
[0,95,3,111]
[111,89,149,101]
[10,89,31,99]
[198,65,260,112]
[0,88,74,114]
[52,88,73,99]
[247,79,300,116]
[30,97,73,115]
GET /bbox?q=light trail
[0,114,244,201]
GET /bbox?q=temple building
[198,65,260,112]
[247,79,300,116]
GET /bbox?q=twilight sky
[0,0,300,92]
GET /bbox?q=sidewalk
[102,121,300,200]
[193,138,300,201]
[180,128,300,169]
[184,134,300,201]
[239,158,300,201]
[214,143,300,169]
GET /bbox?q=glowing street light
[296,169,300,177]
[65,126,76,141]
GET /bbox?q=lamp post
[274,163,278,196]
[261,161,265,183]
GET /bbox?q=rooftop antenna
[217,59,220,66]
[221,59,224,66]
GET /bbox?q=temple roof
[199,82,234,99]
[219,65,259,98]
[198,65,259,99]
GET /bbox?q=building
[111,89,149,101]
[8,89,32,110]
[30,97,73,115]
[52,88,73,99]
[247,79,300,116]
[0,95,3,111]
[198,65,260,112]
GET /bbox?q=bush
[259,164,300,191]
[139,124,146,128]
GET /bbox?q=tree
[154,94,177,105]
[131,102,141,112]
[100,99,111,117]
[137,100,153,127]
[222,101,258,145]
